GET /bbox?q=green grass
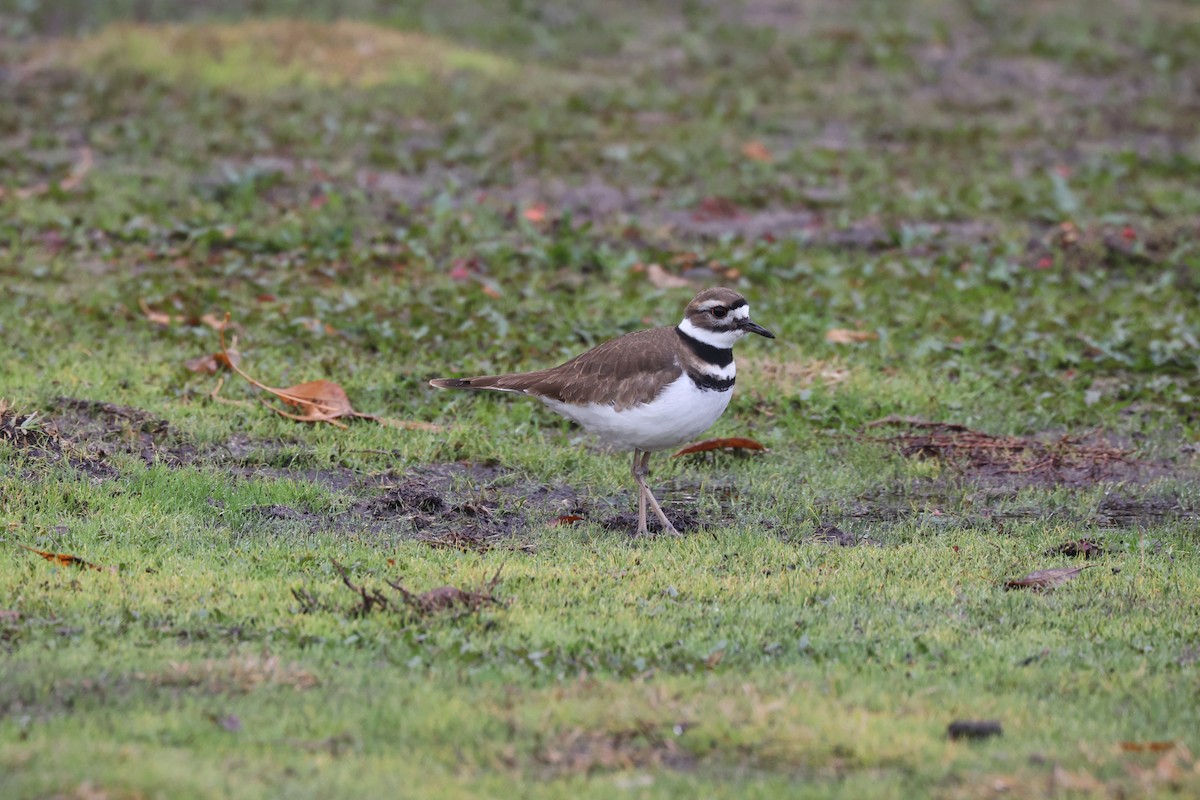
[2,1,1200,797]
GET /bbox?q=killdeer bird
[430,287,774,535]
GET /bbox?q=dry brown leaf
[17,543,112,573]
[139,298,178,327]
[186,349,241,375]
[825,328,878,344]
[218,316,441,431]
[295,317,341,336]
[1120,741,1176,753]
[1004,565,1094,591]
[553,515,584,526]
[270,380,356,423]
[200,313,229,331]
[692,196,742,221]
[740,139,774,163]
[0,147,93,200]
[672,437,767,458]
[645,263,692,289]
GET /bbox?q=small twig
[331,559,389,615]
[291,587,321,613]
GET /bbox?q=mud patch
[1092,492,1186,528]
[363,478,446,516]
[1045,538,1105,559]
[823,479,1196,535]
[599,506,702,536]
[860,417,1160,488]
[347,464,573,546]
[343,464,732,542]
[810,523,858,546]
[249,504,324,524]
[0,399,117,480]
[51,396,198,468]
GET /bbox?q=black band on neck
[676,326,733,367]
[687,370,735,392]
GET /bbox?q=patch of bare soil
[860,417,1164,488]
[814,418,1199,533]
[1093,493,1186,528]
[343,463,584,546]
[810,523,858,546]
[51,396,198,468]
[599,507,702,536]
[239,459,731,542]
[0,399,116,480]
[826,480,1196,535]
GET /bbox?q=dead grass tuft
[743,357,852,395]
[537,722,695,776]
[137,654,319,694]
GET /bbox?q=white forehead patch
[731,305,750,320]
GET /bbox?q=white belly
[541,376,733,452]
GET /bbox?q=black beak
[739,319,775,339]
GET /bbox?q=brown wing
[429,328,682,411]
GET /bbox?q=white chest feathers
[541,374,733,452]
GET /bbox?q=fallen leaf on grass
[16,543,111,573]
[692,196,742,221]
[671,437,766,458]
[185,348,241,375]
[645,263,692,289]
[1004,565,1094,591]
[139,298,178,327]
[553,515,584,526]
[0,147,93,200]
[825,328,878,344]
[522,203,548,223]
[740,139,774,163]
[1123,744,1197,787]
[1120,741,1176,753]
[217,316,440,431]
[141,300,230,330]
[199,313,229,331]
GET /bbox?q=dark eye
[712,307,728,319]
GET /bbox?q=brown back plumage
[429,287,771,410]
[430,327,683,411]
